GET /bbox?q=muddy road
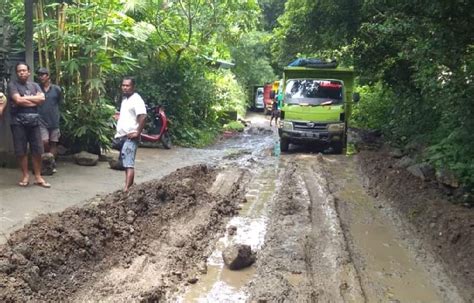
[0,113,472,302]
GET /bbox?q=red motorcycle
[141,104,172,149]
[113,104,171,149]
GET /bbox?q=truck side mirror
[353,92,360,102]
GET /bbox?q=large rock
[394,156,415,169]
[407,162,435,181]
[436,167,460,188]
[100,150,120,162]
[389,148,404,159]
[73,151,99,166]
[108,158,124,170]
[222,244,256,270]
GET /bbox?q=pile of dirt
[358,147,474,301]
[0,165,245,302]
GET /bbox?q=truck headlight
[281,121,293,130]
[328,123,345,132]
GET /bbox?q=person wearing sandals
[8,62,50,188]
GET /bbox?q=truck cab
[278,65,359,153]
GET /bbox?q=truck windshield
[285,80,343,105]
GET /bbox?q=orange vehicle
[263,83,273,115]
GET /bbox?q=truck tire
[333,142,343,154]
[280,138,289,152]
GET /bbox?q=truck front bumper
[278,128,344,144]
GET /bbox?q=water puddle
[326,157,446,302]
[178,166,277,302]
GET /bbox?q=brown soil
[0,118,472,302]
[249,156,364,302]
[358,147,474,301]
[0,165,246,302]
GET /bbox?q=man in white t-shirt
[115,77,147,191]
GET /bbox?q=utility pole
[25,0,34,78]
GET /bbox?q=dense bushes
[136,59,248,147]
[61,95,116,154]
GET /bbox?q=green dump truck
[278,62,359,153]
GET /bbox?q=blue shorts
[120,139,138,168]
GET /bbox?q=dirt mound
[358,148,474,301]
[0,165,245,302]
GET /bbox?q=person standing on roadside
[8,62,50,188]
[115,77,146,192]
[269,98,280,127]
[37,67,63,171]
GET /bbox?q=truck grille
[293,121,327,132]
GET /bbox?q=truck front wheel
[332,141,344,154]
[280,138,289,152]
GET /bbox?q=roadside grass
[222,121,245,132]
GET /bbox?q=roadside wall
[0,106,15,167]
[0,15,16,167]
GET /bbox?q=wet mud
[248,156,363,302]
[0,165,246,302]
[358,148,474,302]
[0,113,471,302]
[324,156,462,302]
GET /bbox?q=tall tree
[272,0,362,66]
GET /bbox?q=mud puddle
[177,164,278,302]
[324,155,462,302]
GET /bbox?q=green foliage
[210,70,247,119]
[7,0,263,151]
[427,129,474,188]
[124,0,260,62]
[175,126,220,148]
[223,121,245,132]
[272,0,362,66]
[61,95,116,153]
[353,0,474,187]
[231,31,276,87]
[136,57,249,147]
[350,83,394,131]
[258,0,286,31]
[136,57,220,145]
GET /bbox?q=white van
[255,87,264,110]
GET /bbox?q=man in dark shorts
[37,67,63,171]
[8,62,50,188]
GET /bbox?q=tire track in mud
[0,165,248,302]
[322,155,463,302]
[248,155,364,302]
[248,152,461,302]
[300,156,365,302]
